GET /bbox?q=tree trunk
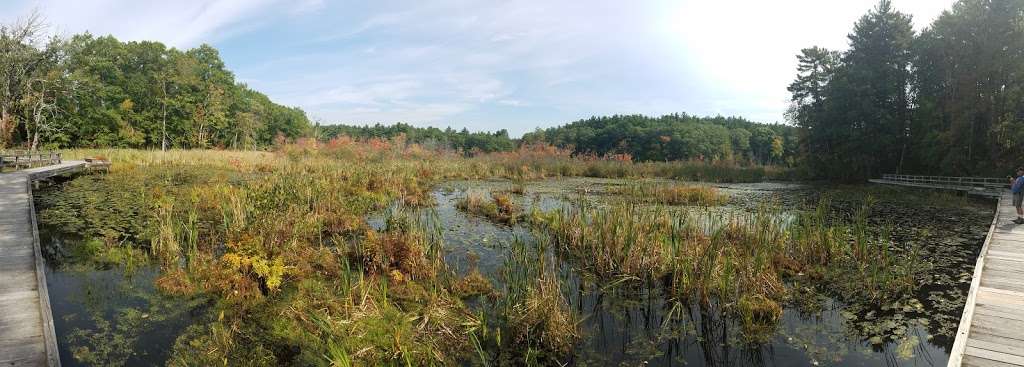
[0,107,10,149]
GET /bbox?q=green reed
[533,194,926,341]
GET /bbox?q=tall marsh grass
[532,196,924,340]
[611,182,728,206]
[43,149,491,365]
[39,141,798,364]
[497,236,579,364]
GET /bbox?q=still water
[39,178,987,366]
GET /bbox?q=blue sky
[2,0,955,136]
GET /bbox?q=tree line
[0,13,310,151]
[318,123,516,153]
[521,114,798,165]
[789,0,1024,180]
[13,0,1019,182]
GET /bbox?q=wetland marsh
[33,149,991,366]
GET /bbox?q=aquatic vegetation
[455,190,523,225]
[48,268,207,367]
[536,202,675,277]
[532,195,925,338]
[496,236,580,364]
[453,269,495,299]
[611,182,728,206]
[737,294,783,342]
[35,144,981,365]
[41,150,489,365]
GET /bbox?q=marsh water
[37,178,993,366]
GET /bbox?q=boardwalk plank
[963,355,1018,367]
[972,332,1024,350]
[975,304,1024,322]
[972,314,1024,337]
[981,278,1024,294]
[0,163,82,367]
[971,337,1024,358]
[988,251,1024,262]
[948,191,1024,366]
[965,346,1024,365]
[975,289,1024,309]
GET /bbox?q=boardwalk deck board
[0,161,85,367]
[950,191,1024,366]
[876,176,1024,367]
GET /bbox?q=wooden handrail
[880,174,1006,188]
[0,150,62,172]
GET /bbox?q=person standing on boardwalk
[1011,167,1024,224]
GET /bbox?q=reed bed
[532,197,924,340]
[496,236,579,364]
[38,140,798,364]
[43,149,491,365]
[610,182,728,206]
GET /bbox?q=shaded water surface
[40,229,206,366]
[37,178,990,366]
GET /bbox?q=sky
[0,0,957,136]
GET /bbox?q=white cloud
[291,0,325,15]
[6,0,282,47]
[316,103,469,126]
[498,99,526,107]
[2,0,963,134]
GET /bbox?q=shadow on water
[39,226,207,367]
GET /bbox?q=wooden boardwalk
[868,174,1024,366]
[869,174,1004,197]
[949,191,1024,366]
[1,161,85,367]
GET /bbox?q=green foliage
[792,0,1024,179]
[790,1,914,180]
[535,195,923,315]
[0,30,310,149]
[909,0,1024,175]
[320,122,516,154]
[521,113,799,165]
[610,182,728,206]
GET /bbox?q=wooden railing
[0,150,62,172]
[880,174,1007,189]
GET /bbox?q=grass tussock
[453,269,494,299]
[612,182,728,206]
[737,294,783,342]
[455,190,523,225]
[496,237,580,364]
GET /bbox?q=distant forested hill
[521,114,798,165]
[318,123,516,153]
[0,16,309,150]
[318,115,797,165]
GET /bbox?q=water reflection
[40,228,205,367]
[37,177,976,366]
[427,179,955,366]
